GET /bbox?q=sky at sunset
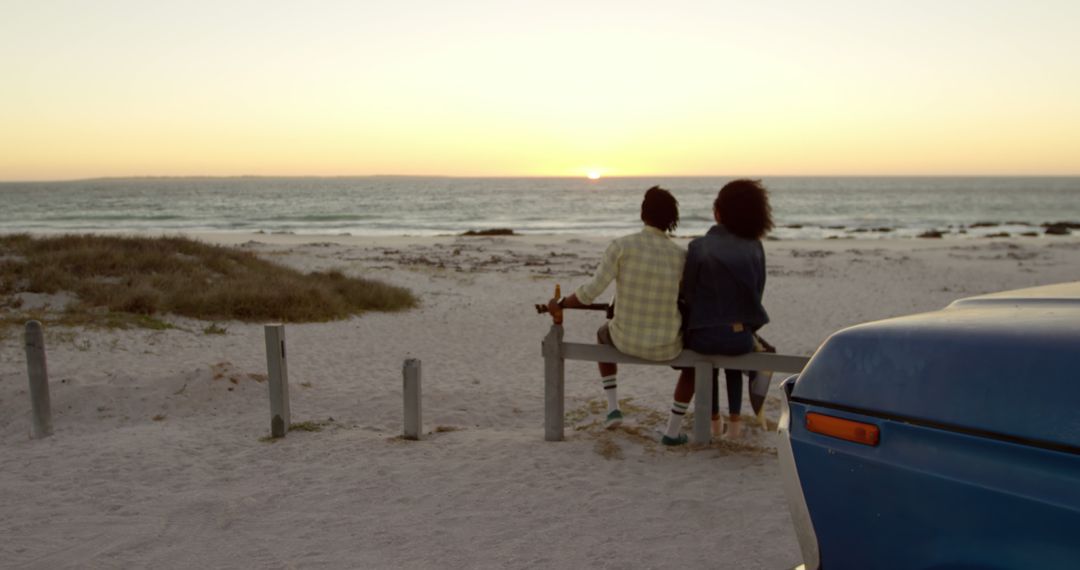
[2,0,1079,180]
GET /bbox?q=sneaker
[604,409,623,430]
[661,433,688,446]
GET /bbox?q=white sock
[666,401,689,438]
[601,375,618,411]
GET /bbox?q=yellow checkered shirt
[575,226,686,361]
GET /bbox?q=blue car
[778,281,1080,570]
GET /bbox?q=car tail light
[806,412,880,446]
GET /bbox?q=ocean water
[1,176,1078,239]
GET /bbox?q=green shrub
[0,234,417,326]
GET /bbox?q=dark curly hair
[715,179,773,240]
[641,186,679,233]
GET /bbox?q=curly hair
[641,186,679,233]
[715,179,774,240]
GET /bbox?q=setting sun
[586,171,602,180]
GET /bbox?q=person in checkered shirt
[547,187,685,434]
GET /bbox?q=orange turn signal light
[806,412,880,446]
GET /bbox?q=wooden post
[693,361,712,445]
[542,324,565,441]
[24,320,53,439]
[403,359,422,440]
[264,324,290,438]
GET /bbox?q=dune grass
[0,234,417,329]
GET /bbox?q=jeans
[685,327,755,416]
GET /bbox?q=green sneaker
[604,409,624,429]
[661,433,688,446]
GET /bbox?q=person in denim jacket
[661,179,773,444]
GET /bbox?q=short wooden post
[403,359,422,440]
[24,320,53,439]
[264,324,290,438]
[542,324,565,442]
[693,361,712,445]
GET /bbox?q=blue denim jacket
[680,224,769,332]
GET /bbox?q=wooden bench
[541,324,811,444]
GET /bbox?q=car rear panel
[782,282,1080,569]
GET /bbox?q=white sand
[2,232,1079,569]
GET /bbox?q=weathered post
[24,320,53,439]
[403,359,422,440]
[264,324,290,438]
[693,361,712,445]
[542,324,565,441]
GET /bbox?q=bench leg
[543,325,565,441]
[693,361,712,445]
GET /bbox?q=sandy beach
[2,232,1079,569]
